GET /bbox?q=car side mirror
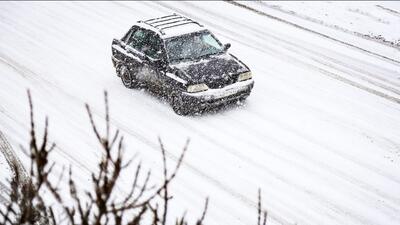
[223,43,231,51]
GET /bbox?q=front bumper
[181,79,254,109]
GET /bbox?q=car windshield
[165,31,224,62]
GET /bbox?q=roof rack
[140,13,203,35]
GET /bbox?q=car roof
[137,14,207,39]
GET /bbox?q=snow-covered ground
[241,1,400,50]
[238,1,400,62]
[0,1,400,225]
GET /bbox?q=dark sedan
[111,14,254,115]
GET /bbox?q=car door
[128,29,168,88]
[124,27,154,84]
[137,31,168,93]
[112,27,156,83]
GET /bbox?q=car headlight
[187,83,209,93]
[238,71,252,81]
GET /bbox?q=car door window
[127,28,148,51]
[121,26,137,43]
[141,32,163,59]
[126,28,164,60]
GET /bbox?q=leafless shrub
[0,90,267,225]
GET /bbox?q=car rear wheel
[118,64,139,89]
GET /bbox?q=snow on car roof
[138,14,207,39]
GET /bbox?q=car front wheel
[171,95,190,116]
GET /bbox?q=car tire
[117,64,140,89]
[171,95,189,116]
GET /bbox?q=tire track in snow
[253,1,399,50]
[225,0,400,65]
[247,29,400,94]
[376,5,400,18]
[236,22,400,93]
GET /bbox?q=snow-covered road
[1,1,400,225]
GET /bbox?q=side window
[141,32,163,59]
[121,26,137,43]
[126,28,164,59]
[127,28,148,51]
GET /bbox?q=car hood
[170,53,248,88]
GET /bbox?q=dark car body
[111,14,254,115]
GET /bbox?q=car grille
[207,77,236,89]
